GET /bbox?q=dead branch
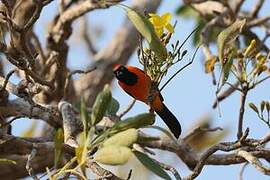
[58,100,81,147]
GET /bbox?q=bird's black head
[113,65,137,85]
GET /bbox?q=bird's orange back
[118,66,150,102]
[118,66,163,111]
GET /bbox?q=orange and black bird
[113,64,181,138]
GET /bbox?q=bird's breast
[119,77,149,102]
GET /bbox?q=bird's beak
[113,63,121,72]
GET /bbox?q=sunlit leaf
[46,167,53,180]
[112,113,155,131]
[52,157,77,180]
[75,146,83,165]
[205,56,217,73]
[134,151,171,180]
[94,146,132,165]
[54,128,64,167]
[76,133,90,175]
[217,19,246,63]
[91,84,112,125]
[124,6,167,59]
[221,55,233,85]
[244,39,257,57]
[0,158,16,165]
[241,70,247,82]
[137,135,160,143]
[103,128,138,147]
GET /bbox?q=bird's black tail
[155,103,181,138]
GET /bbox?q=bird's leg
[147,81,159,113]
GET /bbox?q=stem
[237,83,248,139]
[160,44,200,91]
[118,99,136,118]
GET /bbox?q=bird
[113,64,181,138]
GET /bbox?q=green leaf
[103,128,138,147]
[54,128,64,167]
[221,55,233,85]
[91,84,112,125]
[94,146,132,165]
[81,97,90,138]
[0,158,16,165]
[217,19,246,63]
[75,133,91,175]
[113,113,155,131]
[134,151,171,180]
[124,6,167,59]
[244,39,257,57]
[137,135,160,143]
[208,26,222,43]
[193,19,204,45]
[106,97,120,115]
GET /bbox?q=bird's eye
[118,71,124,76]
[120,66,126,71]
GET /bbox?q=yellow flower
[148,12,174,37]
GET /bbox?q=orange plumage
[113,64,181,138]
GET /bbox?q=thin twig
[184,129,249,180]
[160,44,200,91]
[239,162,248,180]
[80,17,97,55]
[0,69,16,92]
[152,158,182,180]
[26,145,39,180]
[0,115,26,128]
[87,161,122,180]
[117,99,136,118]
[63,67,96,99]
[30,31,46,66]
[247,16,270,28]
[237,83,248,139]
[212,82,240,108]
[176,25,201,55]
[251,75,270,88]
[238,150,270,175]
[250,0,265,17]
[235,0,245,13]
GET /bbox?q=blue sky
[10,0,270,179]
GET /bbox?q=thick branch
[0,98,61,127]
[0,135,74,179]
